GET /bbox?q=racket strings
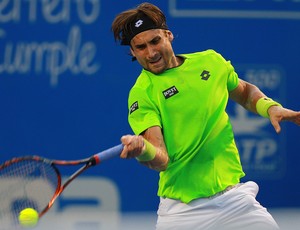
[0,159,59,228]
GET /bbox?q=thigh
[156,182,280,230]
[156,197,219,230]
[216,181,279,230]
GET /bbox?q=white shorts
[156,181,279,230]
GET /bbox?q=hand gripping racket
[0,144,123,229]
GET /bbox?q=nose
[146,46,157,59]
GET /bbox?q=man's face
[130,29,176,74]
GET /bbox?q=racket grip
[93,144,123,164]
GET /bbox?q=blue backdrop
[1,0,300,216]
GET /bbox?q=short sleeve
[225,60,239,91]
[211,50,239,91]
[128,86,162,135]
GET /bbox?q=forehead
[131,29,165,45]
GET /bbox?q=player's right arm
[120,126,169,172]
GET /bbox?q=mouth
[149,56,162,65]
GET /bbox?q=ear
[130,47,136,58]
[166,30,174,42]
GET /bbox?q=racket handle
[93,144,123,164]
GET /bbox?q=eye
[151,37,161,45]
[135,44,146,50]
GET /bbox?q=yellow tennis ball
[18,208,39,228]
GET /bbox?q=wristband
[136,139,156,162]
[256,97,282,118]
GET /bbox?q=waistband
[207,183,242,200]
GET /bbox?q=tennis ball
[18,208,39,228]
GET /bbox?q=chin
[148,66,166,74]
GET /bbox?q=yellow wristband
[256,97,282,118]
[136,139,156,162]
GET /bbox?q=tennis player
[112,3,300,230]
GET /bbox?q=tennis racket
[0,144,123,230]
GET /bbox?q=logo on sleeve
[162,86,179,99]
[129,101,139,114]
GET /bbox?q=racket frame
[0,144,123,220]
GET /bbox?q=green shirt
[128,50,245,203]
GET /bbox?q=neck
[174,56,184,67]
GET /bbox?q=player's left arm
[229,78,300,133]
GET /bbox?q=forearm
[230,79,282,118]
[241,83,282,118]
[120,127,169,172]
[137,139,169,171]
[238,81,266,113]
[230,79,269,113]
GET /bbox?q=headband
[121,13,168,45]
